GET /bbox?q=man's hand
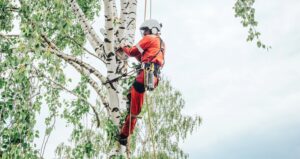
[115,45,129,60]
[115,42,130,52]
[120,41,131,48]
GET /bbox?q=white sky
[7,0,300,158]
[155,0,300,158]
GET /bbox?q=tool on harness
[144,63,155,91]
[143,62,160,91]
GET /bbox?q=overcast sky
[18,0,300,158]
[154,0,300,159]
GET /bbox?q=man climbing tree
[0,0,267,158]
[117,19,165,146]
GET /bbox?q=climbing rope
[127,111,132,158]
[150,0,152,19]
[145,92,157,159]
[125,82,158,159]
[144,0,147,21]
[124,1,156,158]
[144,0,153,21]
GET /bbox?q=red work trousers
[120,70,158,137]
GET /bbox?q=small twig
[5,6,20,12]
[40,131,47,157]
[64,36,107,64]
[41,115,56,158]
[0,33,20,38]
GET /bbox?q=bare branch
[0,33,20,39]
[40,34,107,83]
[41,116,56,158]
[4,6,20,12]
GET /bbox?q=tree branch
[40,34,124,125]
[40,115,56,158]
[0,33,20,39]
[64,35,107,64]
[4,6,20,12]
[66,0,106,60]
[69,61,111,113]
[40,34,107,84]
[32,67,102,127]
[65,54,124,128]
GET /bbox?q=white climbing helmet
[139,19,162,36]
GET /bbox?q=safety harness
[104,37,165,89]
[143,37,165,91]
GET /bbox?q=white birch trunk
[67,0,138,156]
[126,0,137,45]
[103,0,124,126]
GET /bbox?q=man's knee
[133,81,145,93]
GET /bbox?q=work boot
[118,134,128,146]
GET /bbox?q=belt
[141,62,160,70]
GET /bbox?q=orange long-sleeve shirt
[122,35,165,66]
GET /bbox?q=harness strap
[148,37,165,66]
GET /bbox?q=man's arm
[122,36,152,62]
[122,46,142,61]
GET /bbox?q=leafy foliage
[133,79,202,159]
[0,0,101,158]
[233,0,270,49]
[0,0,202,158]
[0,0,15,32]
[0,37,40,158]
[54,79,202,159]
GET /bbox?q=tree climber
[117,19,165,146]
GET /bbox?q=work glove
[116,51,128,60]
[116,40,129,60]
[120,41,131,48]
